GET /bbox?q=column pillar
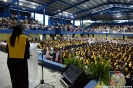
[61,12,63,26]
[17,0,20,22]
[82,20,83,28]
[73,16,75,27]
[72,34,75,38]
[8,7,10,18]
[80,20,82,28]
[106,34,108,40]
[43,7,45,25]
[52,16,53,25]
[64,18,66,25]
[43,34,46,39]
[123,35,125,40]
[34,12,35,20]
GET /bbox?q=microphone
[30,55,33,56]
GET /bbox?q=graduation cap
[9,23,23,29]
[86,54,91,57]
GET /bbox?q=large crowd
[1,17,133,33]
[0,37,133,86]
[88,23,133,33]
[37,37,133,85]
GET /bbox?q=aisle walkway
[0,51,64,88]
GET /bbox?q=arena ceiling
[0,0,133,21]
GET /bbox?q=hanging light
[4,0,7,2]
[20,3,22,5]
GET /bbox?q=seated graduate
[52,48,60,63]
[6,23,30,88]
[46,46,53,60]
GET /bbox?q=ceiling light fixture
[117,15,120,17]
[110,5,113,7]
[33,6,35,9]
[59,13,62,15]
[58,10,61,11]
[20,3,22,5]
[70,13,73,16]
[31,2,36,5]
[84,5,87,7]
[130,6,133,8]
[4,0,7,2]
[66,15,68,16]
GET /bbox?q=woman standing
[6,23,30,88]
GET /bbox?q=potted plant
[64,54,84,70]
[87,54,111,87]
[64,53,112,87]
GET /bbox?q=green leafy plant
[64,53,111,86]
[64,55,84,70]
[87,55,111,86]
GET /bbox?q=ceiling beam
[8,0,18,7]
[81,15,96,21]
[59,0,84,11]
[76,7,113,20]
[71,2,108,17]
[69,1,133,17]
[10,6,34,12]
[35,0,58,12]
[52,0,90,16]
[76,7,133,20]
[59,0,95,20]
[99,0,113,21]
[0,3,8,7]
[108,2,133,5]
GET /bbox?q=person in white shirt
[46,47,53,60]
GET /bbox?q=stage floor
[0,51,64,88]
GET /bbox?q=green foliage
[87,55,111,86]
[64,55,84,70]
[64,53,111,86]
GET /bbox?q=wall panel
[108,35,123,40]
[94,34,106,39]
[0,33,11,40]
[83,34,88,37]
[74,34,81,38]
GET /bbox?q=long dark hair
[10,25,23,47]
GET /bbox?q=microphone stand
[23,32,55,88]
[35,41,55,88]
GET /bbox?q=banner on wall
[89,34,93,38]
[83,34,88,38]
[74,34,81,38]
[94,34,106,38]
[108,35,123,39]
[125,36,133,40]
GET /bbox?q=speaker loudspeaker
[61,64,89,88]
